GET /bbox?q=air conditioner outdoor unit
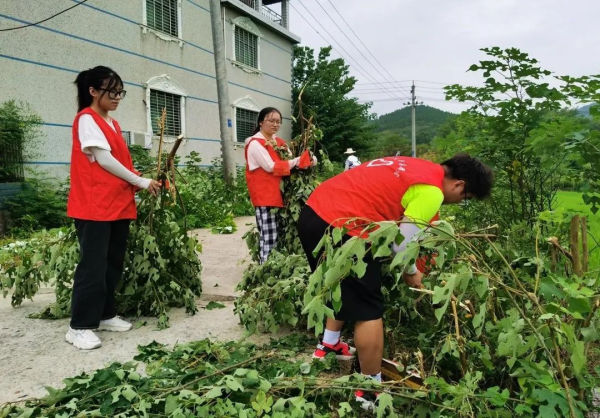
[131,131,153,149]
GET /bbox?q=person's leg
[70,220,111,329]
[298,205,354,357]
[101,219,130,321]
[255,206,277,264]
[354,319,384,375]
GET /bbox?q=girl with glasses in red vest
[244,107,316,264]
[298,154,493,411]
[65,66,161,350]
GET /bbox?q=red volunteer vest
[307,157,444,236]
[245,136,290,208]
[67,108,137,221]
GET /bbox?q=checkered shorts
[255,206,278,264]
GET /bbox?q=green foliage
[0,100,42,182]
[235,251,311,333]
[442,47,596,225]
[236,120,336,333]
[4,175,69,235]
[302,218,599,417]
[134,150,253,231]
[0,334,408,418]
[1,189,203,329]
[292,45,376,160]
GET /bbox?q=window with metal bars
[150,90,182,136]
[146,0,179,37]
[235,26,259,69]
[236,108,258,142]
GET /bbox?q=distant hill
[373,105,456,144]
[578,104,596,117]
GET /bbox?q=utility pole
[410,82,416,158]
[209,0,236,184]
[404,81,423,158]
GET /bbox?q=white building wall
[0,0,298,179]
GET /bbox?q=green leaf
[205,387,223,399]
[205,301,226,310]
[165,394,179,414]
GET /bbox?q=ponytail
[252,107,282,135]
[74,66,123,112]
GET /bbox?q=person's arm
[247,140,300,175]
[344,158,350,171]
[393,184,444,274]
[90,147,152,189]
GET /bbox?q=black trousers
[297,205,384,321]
[70,219,130,329]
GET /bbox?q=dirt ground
[0,216,264,404]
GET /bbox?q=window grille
[146,0,179,37]
[150,90,182,136]
[236,108,258,142]
[235,26,258,69]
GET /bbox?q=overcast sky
[287,0,600,117]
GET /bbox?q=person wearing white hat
[344,148,361,171]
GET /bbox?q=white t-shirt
[77,114,150,189]
[78,114,114,162]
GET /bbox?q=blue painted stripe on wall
[186,0,211,13]
[42,122,71,128]
[0,14,291,100]
[0,13,216,80]
[0,54,217,103]
[24,161,221,168]
[262,38,293,54]
[71,0,291,78]
[38,121,223,143]
[186,0,293,55]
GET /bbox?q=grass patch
[554,191,600,270]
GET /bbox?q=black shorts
[297,205,384,321]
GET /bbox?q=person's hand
[403,270,423,289]
[146,179,161,196]
[311,155,318,167]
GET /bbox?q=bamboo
[451,300,468,376]
[581,217,589,274]
[155,108,167,179]
[570,215,582,276]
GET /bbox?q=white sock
[322,329,341,345]
[362,372,382,383]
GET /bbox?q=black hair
[441,153,494,199]
[252,107,283,135]
[74,66,123,112]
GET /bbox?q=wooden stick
[570,215,582,276]
[457,233,497,239]
[550,245,557,273]
[409,287,470,311]
[451,300,467,376]
[156,108,167,179]
[547,236,574,263]
[581,217,589,274]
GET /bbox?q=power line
[316,0,411,100]
[292,0,406,103]
[0,0,90,32]
[353,86,448,94]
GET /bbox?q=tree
[444,47,589,225]
[292,46,375,160]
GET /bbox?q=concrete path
[0,217,257,403]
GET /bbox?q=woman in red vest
[66,66,161,350]
[298,154,493,411]
[245,107,315,264]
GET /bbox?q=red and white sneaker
[355,390,379,411]
[312,340,356,361]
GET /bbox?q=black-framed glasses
[98,88,127,99]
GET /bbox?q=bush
[4,175,69,235]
